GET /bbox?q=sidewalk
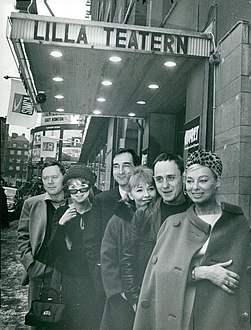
[1,220,29,329]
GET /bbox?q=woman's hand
[58,207,77,225]
[194,260,240,294]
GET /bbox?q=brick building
[0,117,9,179]
[4,133,29,186]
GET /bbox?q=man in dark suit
[85,148,140,324]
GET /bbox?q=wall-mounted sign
[7,79,38,128]
[10,14,211,57]
[184,116,200,154]
[41,113,82,126]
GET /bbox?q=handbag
[25,267,66,327]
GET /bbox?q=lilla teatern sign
[10,14,211,57]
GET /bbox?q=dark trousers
[100,294,135,330]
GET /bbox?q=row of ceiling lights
[49,50,177,115]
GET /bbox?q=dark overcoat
[85,187,121,270]
[84,187,122,326]
[134,202,251,330]
[100,201,136,330]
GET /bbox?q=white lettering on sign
[184,126,199,150]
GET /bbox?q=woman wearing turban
[133,150,250,330]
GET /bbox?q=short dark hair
[41,161,66,175]
[113,148,141,166]
[152,153,184,175]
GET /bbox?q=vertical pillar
[105,118,116,190]
[142,113,176,167]
[214,22,251,221]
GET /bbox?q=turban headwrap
[185,149,223,177]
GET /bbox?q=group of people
[17,148,250,330]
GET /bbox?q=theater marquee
[9,13,211,57]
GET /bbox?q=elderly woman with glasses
[48,164,97,329]
[133,150,250,330]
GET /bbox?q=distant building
[0,117,9,179]
[4,133,29,186]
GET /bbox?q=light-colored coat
[134,203,251,330]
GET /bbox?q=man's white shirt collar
[119,186,128,199]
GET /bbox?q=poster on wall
[184,116,200,160]
[40,136,57,158]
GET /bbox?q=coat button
[141,299,150,308]
[173,219,180,227]
[239,312,249,322]
[152,255,158,264]
[246,266,251,274]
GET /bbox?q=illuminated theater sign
[10,13,211,57]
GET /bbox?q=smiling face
[112,152,135,188]
[129,182,156,209]
[185,164,220,206]
[154,160,184,204]
[42,165,64,197]
[67,179,90,204]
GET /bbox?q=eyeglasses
[68,186,90,194]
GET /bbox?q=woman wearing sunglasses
[49,164,97,329]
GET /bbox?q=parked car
[3,187,17,213]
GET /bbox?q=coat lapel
[31,198,48,256]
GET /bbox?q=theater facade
[7,0,251,220]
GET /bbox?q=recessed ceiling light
[109,56,122,62]
[52,77,64,82]
[148,84,159,89]
[56,108,64,112]
[128,112,136,117]
[136,101,146,105]
[164,61,177,67]
[97,97,106,102]
[50,51,63,58]
[93,110,102,115]
[102,80,112,86]
[55,95,64,99]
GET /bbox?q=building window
[10,150,15,155]
[16,166,20,171]
[23,143,28,148]
[12,143,17,147]
[24,151,28,156]
[16,159,21,163]
[9,166,13,170]
[17,150,22,155]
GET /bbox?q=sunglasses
[68,186,90,194]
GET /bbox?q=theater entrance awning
[8,12,212,118]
